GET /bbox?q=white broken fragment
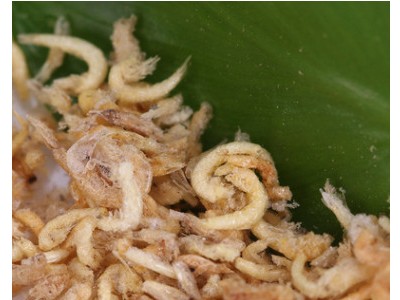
[18,34,108,95]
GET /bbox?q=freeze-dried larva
[109,56,190,103]
[180,235,245,263]
[14,208,45,237]
[65,215,100,269]
[251,220,332,260]
[35,16,70,83]
[12,41,30,100]
[291,253,372,299]
[172,260,201,300]
[234,257,289,282]
[123,246,176,279]
[38,208,106,251]
[142,280,190,300]
[97,162,143,232]
[19,34,107,95]
[97,264,142,300]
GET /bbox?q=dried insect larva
[186,102,213,159]
[28,81,72,115]
[14,208,45,237]
[97,264,142,300]
[13,237,39,260]
[66,127,152,208]
[180,235,245,262]
[242,239,271,265]
[12,41,30,100]
[234,257,289,282]
[178,255,233,276]
[291,253,372,299]
[97,162,143,232]
[142,280,190,300]
[191,144,270,229]
[12,111,29,156]
[191,141,272,202]
[90,109,163,138]
[38,208,107,251]
[59,283,92,300]
[109,56,190,103]
[12,14,389,300]
[378,215,390,233]
[27,116,69,171]
[321,184,353,230]
[35,16,70,83]
[172,260,201,300]
[18,34,107,95]
[141,94,183,121]
[123,246,176,279]
[110,15,143,65]
[28,264,70,300]
[42,249,70,264]
[65,215,100,269]
[251,220,332,260]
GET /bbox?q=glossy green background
[13,2,389,238]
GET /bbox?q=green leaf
[13,2,389,238]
